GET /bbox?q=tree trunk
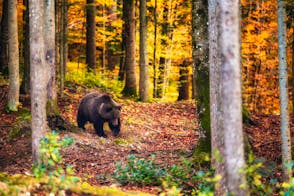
[156,3,169,98]
[218,0,248,194]
[62,0,68,79]
[191,0,211,164]
[278,0,292,181]
[118,36,125,81]
[122,0,137,97]
[102,1,106,70]
[292,23,294,115]
[0,0,8,74]
[29,0,49,162]
[7,0,20,111]
[291,16,294,115]
[20,0,30,94]
[153,0,158,98]
[61,0,68,96]
[86,0,96,71]
[45,0,58,115]
[106,2,119,71]
[178,60,190,101]
[208,0,226,194]
[56,0,68,97]
[139,0,149,101]
[55,0,61,95]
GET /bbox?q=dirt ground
[0,84,198,194]
[1,83,294,194]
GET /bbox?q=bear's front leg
[93,120,107,138]
[77,113,87,130]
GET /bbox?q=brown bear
[77,92,121,137]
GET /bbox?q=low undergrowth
[1,132,294,196]
[0,132,151,196]
[113,152,294,196]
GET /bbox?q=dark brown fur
[77,92,121,137]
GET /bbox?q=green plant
[6,108,31,141]
[113,154,166,186]
[65,62,123,95]
[164,158,219,196]
[243,154,275,195]
[32,131,79,193]
[277,161,294,195]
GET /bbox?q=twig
[140,124,161,133]
[0,125,13,128]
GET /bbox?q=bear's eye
[106,108,112,112]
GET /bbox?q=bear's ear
[101,94,111,102]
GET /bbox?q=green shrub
[65,63,123,95]
[164,158,218,196]
[113,154,166,186]
[276,161,294,195]
[32,131,79,193]
[113,155,218,195]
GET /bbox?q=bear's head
[98,94,122,136]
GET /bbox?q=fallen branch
[140,124,161,133]
[0,125,13,128]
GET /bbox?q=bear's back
[79,92,104,112]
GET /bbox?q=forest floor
[0,83,291,194]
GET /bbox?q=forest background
[0,0,293,113]
[0,0,294,195]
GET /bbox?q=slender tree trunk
[291,22,294,115]
[192,0,210,160]
[86,0,96,71]
[153,0,158,98]
[278,0,292,181]
[59,0,65,96]
[45,0,58,115]
[178,60,190,101]
[139,0,149,101]
[156,3,169,98]
[102,1,106,70]
[122,0,137,96]
[118,35,125,81]
[208,0,226,194]
[57,0,68,97]
[106,2,119,71]
[55,0,61,94]
[218,0,248,194]
[29,0,49,162]
[62,0,68,79]
[7,0,20,111]
[20,0,30,94]
[0,0,8,73]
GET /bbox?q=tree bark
[292,22,294,115]
[56,0,68,97]
[278,0,292,181]
[208,0,227,194]
[0,0,8,73]
[122,0,137,97]
[106,2,119,71]
[29,0,49,162]
[156,3,169,98]
[7,0,20,111]
[153,0,158,98]
[192,0,210,160]
[217,0,248,194]
[178,60,190,101]
[139,0,149,101]
[20,0,30,94]
[45,0,58,115]
[86,0,96,71]
[62,0,68,83]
